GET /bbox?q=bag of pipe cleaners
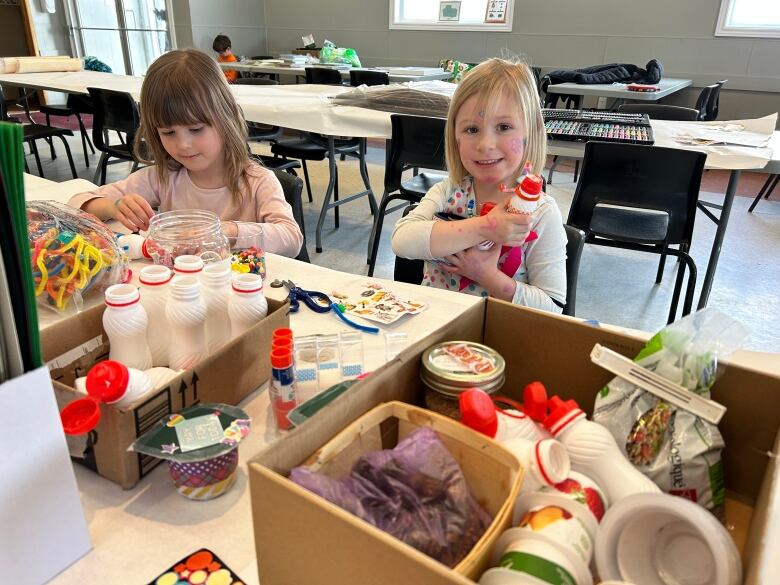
[27,200,129,313]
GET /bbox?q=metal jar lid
[420,341,505,399]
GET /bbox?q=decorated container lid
[420,341,505,398]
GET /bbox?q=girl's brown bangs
[144,78,213,128]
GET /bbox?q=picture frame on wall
[439,1,461,22]
[484,0,508,24]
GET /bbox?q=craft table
[219,61,452,83]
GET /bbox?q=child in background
[68,49,303,258]
[392,58,567,312]
[213,34,239,84]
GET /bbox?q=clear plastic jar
[145,209,230,268]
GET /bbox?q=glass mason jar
[145,209,231,268]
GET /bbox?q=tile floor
[26,133,780,351]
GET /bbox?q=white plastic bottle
[173,254,204,279]
[85,360,154,409]
[502,436,572,493]
[201,262,233,353]
[139,265,173,367]
[144,366,181,388]
[165,277,208,370]
[228,273,268,338]
[116,233,151,260]
[507,174,544,214]
[459,387,549,442]
[103,284,153,370]
[543,396,661,504]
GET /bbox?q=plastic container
[168,446,239,501]
[539,470,608,523]
[270,347,298,431]
[138,264,173,367]
[595,493,741,585]
[507,174,544,215]
[103,284,153,370]
[459,388,548,442]
[420,341,505,420]
[501,437,570,494]
[116,233,151,260]
[201,262,233,353]
[173,254,204,278]
[543,396,660,504]
[228,273,268,338]
[145,209,230,268]
[85,360,154,409]
[229,222,266,278]
[165,277,208,371]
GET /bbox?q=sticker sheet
[332,282,427,325]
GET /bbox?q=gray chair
[694,80,727,121]
[617,104,699,121]
[269,167,310,263]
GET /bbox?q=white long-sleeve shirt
[392,177,567,313]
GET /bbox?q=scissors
[281,280,379,334]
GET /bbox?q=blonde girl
[69,49,303,257]
[392,57,567,311]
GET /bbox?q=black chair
[270,167,311,263]
[748,173,779,213]
[618,104,699,121]
[0,83,77,179]
[367,114,447,276]
[235,77,286,145]
[393,206,586,316]
[349,70,389,87]
[305,67,344,85]
[87,87,140,185]
[39,93,96,167]
[693,80,727,121]
[567,141,706,324]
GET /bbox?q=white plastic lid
[104,283,140,306]
[479,566,548,584]
[595,493,741,585]
[139,264,172,285]
[232,272,263,293]
[173,254,204,273]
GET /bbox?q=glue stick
[270,346,298,430]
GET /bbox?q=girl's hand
[480,197,533,247]
[440,244,501,283]
[111,194,154,231]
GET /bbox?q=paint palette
[543,108,654,145]
[148,549,245,585]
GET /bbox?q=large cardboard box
[42,298,289,489]
[249,298,780,585]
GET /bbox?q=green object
[319,40,362,68]
[287,379,359,427]
[499,551,577,585]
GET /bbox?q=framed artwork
[485,0,508,23]
[439,1,461,22]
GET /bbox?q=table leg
[315,137,338,253]
[697,169,740,309]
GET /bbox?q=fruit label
[518,505,592,563]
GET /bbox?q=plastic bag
[319,39,362,68]
[331,81,456,118]
[27,200,129,313]
[290,426,492,567]
[593,308,748,519]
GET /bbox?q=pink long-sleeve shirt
[68,163,303,257]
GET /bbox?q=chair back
[0,84,10,121]
[563,225,585,316]
[394,204,425,284]
[385,114,447,193]
[87,87,140,156]
[66,93,94,115]
[567,142,706,246]
[617,104,699,121]
[305,67,343,85]
[270,167,310,263]
[234,77,279,85]
[705,79,727,121]
[349,70,389,87]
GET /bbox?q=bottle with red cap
[228,273,268,338]
[459,387,548,442]
[270,344,298,431]
[117,233,152,261]
[507,173,544,215]
[543,395,660,504]
[85,360,154,409]
[139,265,173,367]
[103,283,153,370]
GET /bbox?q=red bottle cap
[520,174,543,196]
[459,388,498,438]
[270,347,293,369]
[523,381,549,421]
[543,395,584,435]
[140,238,152,259]
[60,398,101,435]
[480,202,497,216]
[85,360,130,404]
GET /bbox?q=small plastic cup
[384,331,409,361]
[539,470,608,523]
[167,446,239,500]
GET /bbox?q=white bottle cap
[173,254,204,274]
[104,283,140,307]
[139,264,173,285]
[595,493,741,585]
[232,273,263,293]
[169,277,201,300]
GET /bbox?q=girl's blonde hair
[445,57,546,184]
[134,49,251,205]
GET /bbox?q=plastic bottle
[201,262,233,353]
[228,273,268,338]
[270,346,298,430]
[459,387,548,442]
[502,436,572,493]
[144,366,181,388]
[138,264,173,367]
[116,233,151,260]
[85,360,154,410]
[165,277,208,370]
[543,396,661,504]
[103,284,153,370]
[173,254,204,279]
[507,174,544,214]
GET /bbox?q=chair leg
[93,153,107,184]
[573,160,580,183]
[358,139,377,216]
[76,114,91,167]
[100,154,109,185]
[334,165,339,229]
[30,140,44,177]
[668,252,697,323]
[315,140,338,253]
[547,155,560,185]
[131,161,139,173]
[367,189,390,264]
[748,174,779,212]
[57,135,78,179]
[656,243,668,284]
[45,113,57,160]
[367,195,394,277]
[301,160,314,203]
[77,114,95,154]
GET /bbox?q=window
[390,0,514,32]
[716,0,780,38]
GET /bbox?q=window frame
[715,0,780,38]
[389,0,515,32]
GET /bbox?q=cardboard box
[42,298,289,489]
[249,298,780,585]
